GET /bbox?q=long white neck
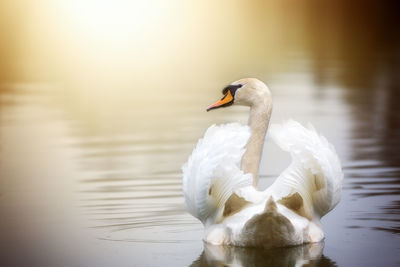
[241,98,272,188]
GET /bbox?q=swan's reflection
[190,242,337,267]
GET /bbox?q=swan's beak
[206,90,234,112]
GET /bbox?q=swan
[182,78,343,248]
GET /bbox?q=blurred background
[0,0,399,266]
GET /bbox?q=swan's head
[206,78,271,111]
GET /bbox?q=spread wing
[182,123,253,224]
[267,120,343,219]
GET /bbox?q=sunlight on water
[0,0,399,266]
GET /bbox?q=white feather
[182,119,343,247]
[268,120,343,218]
[182,123,253,224]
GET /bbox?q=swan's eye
[222,84,243,96]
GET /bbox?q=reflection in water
[300,0,400,236]
[191,242,336,267]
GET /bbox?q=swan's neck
[241,98,272,188]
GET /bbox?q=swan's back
[182,120,343,247]
[182,123,253,224]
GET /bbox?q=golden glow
[0,0,308,124]
[58,0,166,39]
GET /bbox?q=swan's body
[182,78,343,248]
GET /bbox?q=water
[0,1,399,266]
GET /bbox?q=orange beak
[206,90,234,112]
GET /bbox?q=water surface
[0,1,399,266]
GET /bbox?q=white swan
[182,78,343,248]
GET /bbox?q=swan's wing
[267,120,343,219]
[182,123,253,224]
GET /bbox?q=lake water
[0,1,399,266]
